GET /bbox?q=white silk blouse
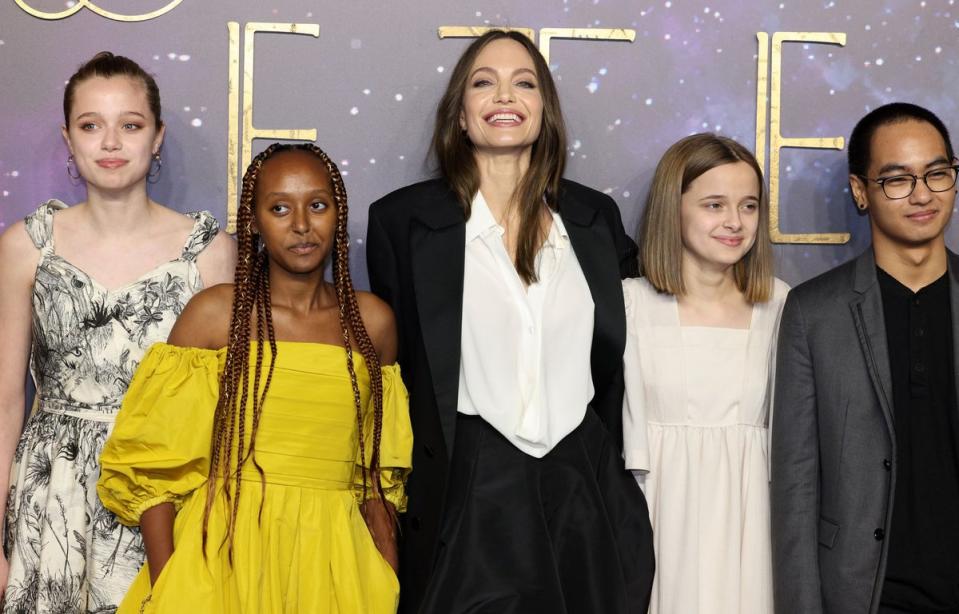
[456,191,595,458]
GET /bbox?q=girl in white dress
[623,133,788,614]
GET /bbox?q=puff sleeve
[97,343,223,526]
[353,364,412,512]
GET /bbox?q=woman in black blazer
[366,29,654,614]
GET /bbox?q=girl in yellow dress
[96,143,411,613]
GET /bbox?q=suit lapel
[947,251,959,423]
[559,190,625,395]
[410,192,466,458]
[849,250,896,437]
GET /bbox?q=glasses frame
[857,164,959,200]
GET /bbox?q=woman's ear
[61,125,74,156]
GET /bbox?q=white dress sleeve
[622,278,651,475]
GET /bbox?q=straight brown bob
[638,133,773,303]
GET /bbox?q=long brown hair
[638,133,773,303]
[202,143,387,558]
[432,29,567,284]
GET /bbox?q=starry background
[1,0,958,288]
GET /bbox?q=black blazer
[366,178,638,613]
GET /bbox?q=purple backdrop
[1,0,958,287]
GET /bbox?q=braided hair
[201,142,388,559]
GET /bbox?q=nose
[723,207,743,231]
[493,80,514,104]
[291,206,310,234]
[909,175,934,206]
[100,125,121,151]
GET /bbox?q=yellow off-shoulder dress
[97,342,412,614]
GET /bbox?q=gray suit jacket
[770,248,959,614]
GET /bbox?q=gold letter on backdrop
[438,26,635,64]
[756,32,849,244]
[14,0,182,21]
[226,22,320,232]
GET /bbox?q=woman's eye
[271,204,289,214]
[516,80,537,89]
[742,202,759,211]
[123,123,142,131]
[472,79,493,87]
[310,201,328,212]
[80,123,97,131]
[705,202,722,209]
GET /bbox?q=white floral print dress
[3,200,219,614]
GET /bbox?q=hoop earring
[66,155,81,185]
[147,151,162,183]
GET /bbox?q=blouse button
[874,528,885,541]
[882,459,892,470]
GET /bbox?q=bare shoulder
[167,283,235,350]
[355,290,397,365]
[196,231,237,287]
[0,219,40,282]
[153,203,199,234]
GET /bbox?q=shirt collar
[465,190,570,247]
[544,207,569,248]
[465,191,501,242]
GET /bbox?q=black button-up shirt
[877,267,959,611]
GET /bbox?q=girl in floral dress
[0,52,235,613]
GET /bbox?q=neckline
[44,208,202,296]
[673,298,755,331]
[174,340,371,361]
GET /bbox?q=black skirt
[420,410,655,614]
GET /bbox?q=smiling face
[253,149,337,277]
[61,76,164,193]
[679,161,761,275]
[458,37,544,155]
[849,119,956,252]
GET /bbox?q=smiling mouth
[907,209,938,221]
[715,236,744,246]
[96,159,128,169]
[484,112,524,126]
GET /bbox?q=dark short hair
[63,51,162,130]
[848,102,953,177]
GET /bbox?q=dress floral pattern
[3,200,219,614]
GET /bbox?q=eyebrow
[74,111,148,121]
[469,66,537,79]
[876,156,951,176]
[262,189,333,198]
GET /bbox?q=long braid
[292,143,388,508]
[295,144,388,508]
[201,143,282,558]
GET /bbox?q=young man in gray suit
[771,102,959,614]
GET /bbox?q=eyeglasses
[857,165,959,199]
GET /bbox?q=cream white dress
[622,277,788,614]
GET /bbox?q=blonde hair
[638,133,773,303]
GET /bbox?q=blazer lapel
[410,193,466,457]
[947,250,959,422]
[559,191,625,395]
[849,250,896,437]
